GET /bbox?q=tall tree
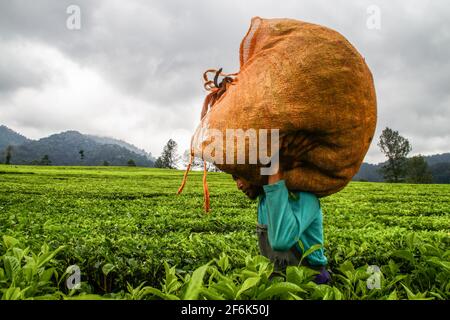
[79,150,85,161]
[156,139,180,169]
[405,155,433,184]
[154,157,164,168]
[127,159,136,167]
[377,127,412,182]
[5,145,13,165]
[41,155,51,166]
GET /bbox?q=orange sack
[182,16,377,204]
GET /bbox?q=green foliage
[0,235,66,300]
[378,127,412,182]
[406,155,433,183]
[0,165,449,300]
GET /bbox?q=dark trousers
[256,224,331,284]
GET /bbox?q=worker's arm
[262,172,317,251]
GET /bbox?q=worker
[232,168,331,284]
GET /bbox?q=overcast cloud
[0,0,449,163]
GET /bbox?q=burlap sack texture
[190,16,377,198]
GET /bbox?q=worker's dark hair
[231,174,239,181]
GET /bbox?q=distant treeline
[354,158,450,184]
[353,128,450,184]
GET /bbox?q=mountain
[353,162,384,182]
[429,162,450,184]
[354,153,450,183]
[86,134,155,161]
[423,153,450,166]
[0,127,154,167]
[0,125,30,151]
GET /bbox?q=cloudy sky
[0,0,449,163]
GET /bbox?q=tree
[156,139,180,169]
[41,155,51,166]
[79,150,85,161]
[405,155,432,184]
[154,157,164,168]
[377,127,412,182]
[103,160,110,166]
[5,145,13,165]
[127,159,136,167]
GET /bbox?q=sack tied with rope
[178,17,377,212]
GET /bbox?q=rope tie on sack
[177,68,237,213]
[177,146,193,195]
[201,68,238,120]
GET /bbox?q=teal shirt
[257,180,328,266]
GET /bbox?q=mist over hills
[0,125,30,150]
[86,134,155,161]
[0,125,154,167]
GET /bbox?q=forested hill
[86,134,155,161]
[0,126,154,167]
[0,125,30,150]
[423,153,450,166]
[354,153,450,183]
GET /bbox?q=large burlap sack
[189,17,377,197]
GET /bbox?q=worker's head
[232,174,263,200]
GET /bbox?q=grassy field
[0,165,449,300]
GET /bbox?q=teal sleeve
[262,180,317,251]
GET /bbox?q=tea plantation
[0,165,448,300]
